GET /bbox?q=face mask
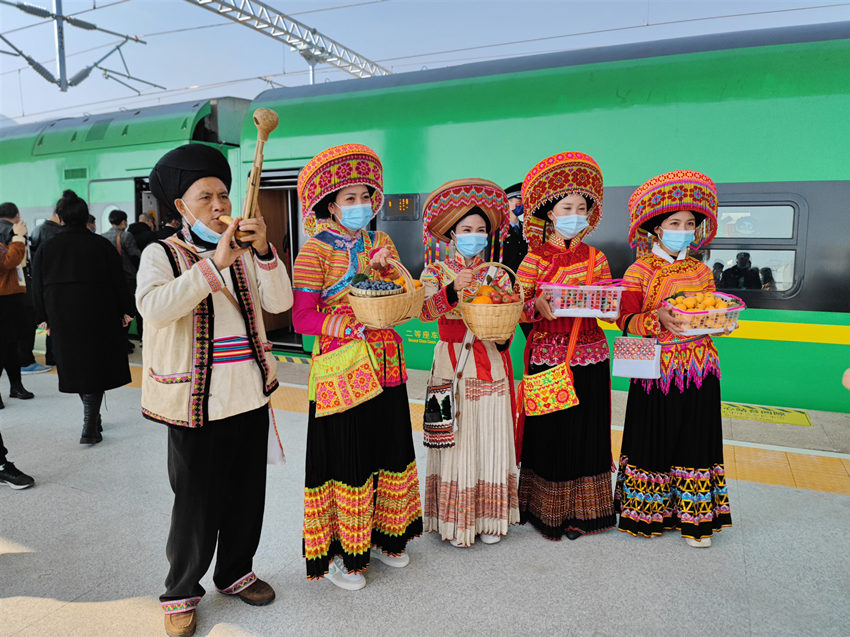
[513,204,524,222]
[454,232,488,258]
[658,228,695,253]
[180,200,222,244]
[336,203,373,232]
[553,215,589,239]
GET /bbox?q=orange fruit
[478,285,495,297]
[715,300,728,310]
[683,297,697,308]
[414,280,423,289]
[472,295,493,304]
[696,292,705,303]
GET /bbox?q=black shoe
[80,428,103,445]
[565,529,582,541]
[0,462,35,489]
[9,385,34,399]
[80,393,103,444]
[0,394,4,409]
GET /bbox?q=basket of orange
[347,257,425,329]
[663,291,746,335]
[458,262,524,341]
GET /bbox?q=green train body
[1,23,848,412]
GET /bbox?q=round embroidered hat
[422,178,509,264]
[521,151,604,250]
[627,170,718,254]
[297,144,383,237]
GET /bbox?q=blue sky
[1,0,848,126]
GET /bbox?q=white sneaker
[685,536,712,548]
[325,557,366,590]
[449,538,467,548]
[479,533,501,544]
[370,547,409,568]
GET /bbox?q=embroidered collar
[652,242,687,263]
[545,233,580,252]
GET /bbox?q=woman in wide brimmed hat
[293,144,422,589]
[614,170,733,548]
[515,151,616,541]
[419,178,519,547]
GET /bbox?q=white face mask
[179,200,222,244]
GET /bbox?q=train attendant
[139,144,293,637]
[516,152,616,540]
[615,170,732,548]
[419,179,519,547]
[293,144,422,590]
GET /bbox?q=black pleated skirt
[614,373,732,539]
[519,360,616,539]
[302,383,423,578]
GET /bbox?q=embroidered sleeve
[517,251,541,322]
[253,243,277,269]
[420,264,456,322]
[292,289,364,339]
[251,244,293,314]
[292,238,326,293]
[196,258,224,292]
[369,232,403,279]
[617,261,659,337]
[136,245,225,330]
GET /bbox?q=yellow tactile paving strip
[119,367,850,495]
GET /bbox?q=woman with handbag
[515,152,616,541]
[418,178,520,548]
[614,170,732,548]
[292,144,422,590]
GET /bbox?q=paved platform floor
[1,366,849,637]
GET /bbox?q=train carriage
[1,22,848,412]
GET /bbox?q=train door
[88,178,136,233]
[257,169,301,351]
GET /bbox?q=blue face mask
[659,228,695,253]
[513,204,524,221]
[181,201,222,244]
[455,232,488,258]
[554,214,589,239]
[337,203,373,232]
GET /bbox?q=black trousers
[160,403,269,603]
[17,290,36,367]
[0,294,23,386]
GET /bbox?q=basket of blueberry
[347,258,426,329]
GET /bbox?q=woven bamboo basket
[348,257,425,329]
[458,262,524,341]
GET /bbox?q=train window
[704,249,796,292]
[715,205,794,239]
[381,194,420,221]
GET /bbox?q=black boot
[565,529,582,541]
[0,394,4,409]
[79,393,103,445]
[9,384,34,399]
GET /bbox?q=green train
[1,22,848,413]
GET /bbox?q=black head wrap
[450,206,492,236]
[149,144,232,218]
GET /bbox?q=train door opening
[258,169,301,351]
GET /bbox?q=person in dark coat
[500,182,528,274]
[31,190,132,445]
[128,212,157,253]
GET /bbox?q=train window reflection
[715,205,794,239]
[702,249,795,292]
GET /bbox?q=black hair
[55,190,89,227]
[315,185,376,219]
[450,206,492,236]
[641,210,706,236]
[108,209,128,226]
[0,202,19,220]
[534,194,595,220]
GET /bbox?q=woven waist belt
[212,336,253,365]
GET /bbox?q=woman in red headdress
[614,170,733,548]
[293,144,422,588]
[515,152,616,540]
[418,178,520,548]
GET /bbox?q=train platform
[1,355,848,637]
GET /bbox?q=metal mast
[184,0,391,84]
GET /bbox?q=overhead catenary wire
[3,2,850,122]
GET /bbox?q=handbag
[518,248,596,417]
[307,338,383,417]
[611,315,661,379]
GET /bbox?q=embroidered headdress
[521,151,604,250]
[627,170,718,255]
[297,143,383,237]
[422,178,509,264]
